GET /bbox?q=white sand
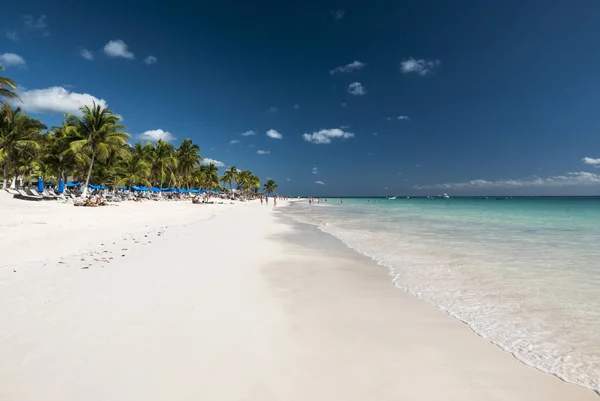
[0,193,597,400]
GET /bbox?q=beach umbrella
[58,179,65,194]
[37,177,44,193]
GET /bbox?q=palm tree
[263,179,277,195]
[65,102,129,196]
[149,139,177,187]
[220,165,238,192]
[0,66,19,103]
[236,170,251,193]
[177,139,201,188]
[117,156,151,190]
[200,162,220,189]
[0,104,45,189]
[249,173,260,194]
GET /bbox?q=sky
[1,0,600,196]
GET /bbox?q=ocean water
[284,197,600,393]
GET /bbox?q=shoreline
[312,222,600,396]
[0,196,597,400]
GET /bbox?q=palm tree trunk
[2,154,9,190]
[81,150,96,197]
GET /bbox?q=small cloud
[398,115,410,120]
[315,180,325,185]
[0,53,26,68]
[401,57,440,76]
[13,86,107,115]
[348,82,366,96]
[229,139,241,145]
[266,129,283,139]
[372,132,378,136]
[331,10,345,20]
[303,128,355,144]
[138,129,175,142]
[23,15,49,35]
[103,39,135,59]
[312,167,318,175]
[341,102,347,107]
[330,60,365,75]
[267,106,278,113]
[367,152,373,156]
[286,178,291,181]
[415,172,600,190]
[293,104,300,110]
[416,164,421,167]
[582,157,600,166]
[241,130,256,136]
[144,55,157,65]
[398,172,402,175]
[257,150,270,155]
[6,30,19,41]
[201,158,225,167]
[340,125,351,129]
[80,48,94,60]
[386,117,392,121]
[384,187,388,190]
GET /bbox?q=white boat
[387,196,397,200]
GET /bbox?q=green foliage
[0,101,263,193]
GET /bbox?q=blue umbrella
[58,179,65,194]
[37,177,44,193]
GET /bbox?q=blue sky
[2,0,600,195]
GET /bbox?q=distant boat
[387,196,397,200]
[439,193,450,199]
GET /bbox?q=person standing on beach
[260,196,263,205]
[266,196,268,205]
[274,195,278,207]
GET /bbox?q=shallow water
[284,197,600,393]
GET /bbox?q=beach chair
[14,189,43,201]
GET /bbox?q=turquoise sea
[284,197,600,393]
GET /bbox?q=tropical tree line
[0,66,277,196]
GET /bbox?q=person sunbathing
[85,197,98,207]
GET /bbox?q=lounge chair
[30,188,60,201]
[14,189,43,201]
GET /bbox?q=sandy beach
[0,193,597,401]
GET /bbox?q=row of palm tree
[0,66,278,196]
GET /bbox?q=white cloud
[14,86,108,115]
[229,139,241,145]
[6,30,19,41]
[201,158,225,167]
[293,104,300,110]
[330,60,365,75]
[302,128,355,144]
[257,150,270,155]
[398,115,410,120]
[341,102,347,107]
[0,53,26,68]
[315,180,325,185]
[582,157,600,166]
[348,82,366,96]
[241,130,255,136]
[415,172,600,190]
[24,15,48,31]
[144,56,157,65]
[266,129,282,139]
[138,129,176,142]
[103,39,135,59]
[372,132,378,136]
[401,58,440,76]
[332,10,345,20]
[267,106,278,113]
[80,48,94,60]
[286,178,291,181]
[312,167,318,175]
[397,172,402,175]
